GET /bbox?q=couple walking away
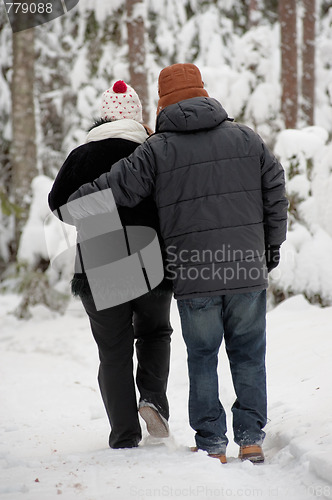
[48,63,288,464]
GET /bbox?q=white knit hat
[101,80,143,122]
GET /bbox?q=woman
[48,81,173,449]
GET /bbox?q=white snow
[311,143,332,238]
[271,226,332,305]
[77,0,124,23]
[0,294,331,500]
[275,127,329,170]
[268,125,332,305]
[17,176,55,266]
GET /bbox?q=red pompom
[113,80,127,93]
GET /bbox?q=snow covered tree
[279,0,298,128]
[126,0,149,123]
[1,0,332,313]
[270,126,332,307]
[301,0,316,126]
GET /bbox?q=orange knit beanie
[157,63,209,114]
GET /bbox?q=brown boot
[239,445,264,463]
[190,446,227,464]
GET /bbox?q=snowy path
[1,294,331,500]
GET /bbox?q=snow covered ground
[0,293,331,500]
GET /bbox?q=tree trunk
[301,0,316,125]
[126,0,149,125]
[279,0,298,129]
[248,0,259,27]
[11,26,37,249]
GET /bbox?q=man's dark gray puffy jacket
[68,97,288,299]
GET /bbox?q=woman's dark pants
[81,287,173,448]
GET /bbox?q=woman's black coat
[48,127,169,296]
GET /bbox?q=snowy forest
[1,2,332,499]
[0,0,332,317]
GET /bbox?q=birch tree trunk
[279,0,298,128]
[11,26,37,249]
[301,0,316,125]
[126,0,149,124]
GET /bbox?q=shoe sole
[240,454,265,464]
[138,406,169,438]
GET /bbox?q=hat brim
[157,88,209,114]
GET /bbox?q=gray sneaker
[138,402,169,438]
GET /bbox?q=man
[68,64,288,463]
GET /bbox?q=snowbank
[271,127,332,305]
[0,295,331,499]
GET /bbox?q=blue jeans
[177,291,267,454]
